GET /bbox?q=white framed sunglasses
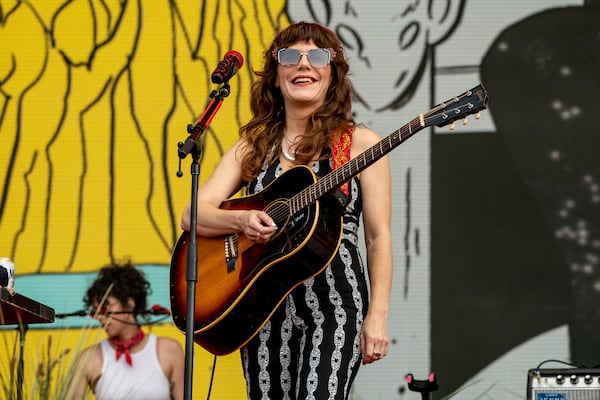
[272,47,337,68]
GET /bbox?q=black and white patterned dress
[241,154,369,400]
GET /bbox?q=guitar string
[242,88,481,240]
[270,116,419,221]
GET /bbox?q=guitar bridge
[225,234,238,273]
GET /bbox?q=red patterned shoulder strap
[331,125,354,196]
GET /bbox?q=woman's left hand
[360,310,389,365]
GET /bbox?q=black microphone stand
[177,82,231,400]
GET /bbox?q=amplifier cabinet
[528,368,600,400]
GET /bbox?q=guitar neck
[288,83,489,215]
[289,115,424,214]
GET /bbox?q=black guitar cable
[206,355,217,400]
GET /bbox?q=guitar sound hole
[265,199,291,241]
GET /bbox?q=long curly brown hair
[239,22,355,182]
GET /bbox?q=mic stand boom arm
[176,82,231,400]
[177,83,230,159]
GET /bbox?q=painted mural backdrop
[1,0,598,399]
[0,1,287,398]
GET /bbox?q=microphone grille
[224,50,244,68]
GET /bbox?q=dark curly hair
[239,21,355,182]
[84,259,151,317]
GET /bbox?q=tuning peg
[449,122,455,131]
[462,118,468,126]
[475,112,481,120]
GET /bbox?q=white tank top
[94,334,171,400]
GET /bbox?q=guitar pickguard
[239,205,314,283]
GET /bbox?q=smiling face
[275,40,333,112]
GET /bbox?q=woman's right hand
[239,209,278,242]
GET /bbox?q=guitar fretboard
[286,83,489,215]
[289,116,424,215]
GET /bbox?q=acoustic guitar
[170,84,489,355]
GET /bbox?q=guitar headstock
[424,84,489,130]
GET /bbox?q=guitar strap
[330,125,353,208]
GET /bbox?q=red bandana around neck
[109,328,145,366]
